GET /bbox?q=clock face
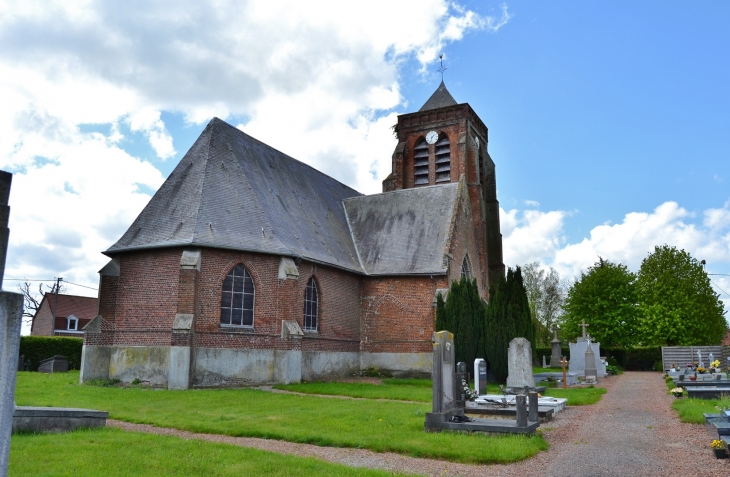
[426,131,438,144]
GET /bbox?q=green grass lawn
[10,427,407,477]
[14,372,548,464]
[276,377,605,406]
[274,378,433,401]
[542,386,606,405]
[672,395,730,424]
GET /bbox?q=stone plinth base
[13,407,108,434]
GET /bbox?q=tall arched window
[435,135,451,183]
[461,255,473,280]
[220,264,255,327]
[303,277,318,331]
[413,138,429,186]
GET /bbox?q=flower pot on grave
[690,376,697,381]
[714,448,726,459]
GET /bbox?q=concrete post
[515,394,527,427]
[1,292,24,476]
[528,391,538,422]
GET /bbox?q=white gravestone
[568,339,606,378]
[506,337,536,389]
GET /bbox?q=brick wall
[95,247,362,353]
[360,275,447,354]
[30,299,53,336]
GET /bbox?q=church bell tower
[382,81,505,290]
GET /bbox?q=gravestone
[474,359,487,395]
[584,342,597,382]
[0,171,25,477]
[549,327,562,367]
[569,338,606,378]
[542,355,547,368]
[506,338,536,389]
[431,331,456,413]
[38,355,68,373]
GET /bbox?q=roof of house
[419,81,458,112]
[106,117,462,276]
[39,294,98,320]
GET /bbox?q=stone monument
[474,358,487,395]
[568,319,606,378]
[584,340,597,382]
[430,331,457,415]
[0,171,25,477]
[506,337,536,389]
[549,327,562,367]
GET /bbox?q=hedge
[534,345,661,371]
[18,336,83,371]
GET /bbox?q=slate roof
[344,183,459,275]
[106,118,460,276]
[419,81,458,111]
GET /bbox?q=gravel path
[108,372,729,476]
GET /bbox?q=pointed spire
[419,81,458,112]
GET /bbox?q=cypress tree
[435,277,486,364]
[512,266,536,355]
[483,276,513,383]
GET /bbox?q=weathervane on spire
[437,54,447,82]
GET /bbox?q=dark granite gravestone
[425,331,539,435]
[38,355,68,373]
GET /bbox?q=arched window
[303,277,318,331]
[413,138,429,186]
[220,264,255,327]
[435,135,451,183]
[461,255,473,280]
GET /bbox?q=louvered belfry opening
[413,138,429,186]
[435,135,451,183]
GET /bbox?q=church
[79,82,505,388]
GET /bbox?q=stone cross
[579,319,589,338]
[0,171,24,477]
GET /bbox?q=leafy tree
[483,267,534,382]
[435,277,485,364]
[562,258,640,348]
[522,262,566,345]
[636,245,726,346]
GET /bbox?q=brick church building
[80,82,505,388]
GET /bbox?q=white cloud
[501,208,567,268]
[0,0,508,323]
[502,201,730,291]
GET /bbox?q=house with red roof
[31,293,99,337]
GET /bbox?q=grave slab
[13,407,108,434]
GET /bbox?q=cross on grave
[579,319,589,339]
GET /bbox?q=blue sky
[1,1,728,331]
